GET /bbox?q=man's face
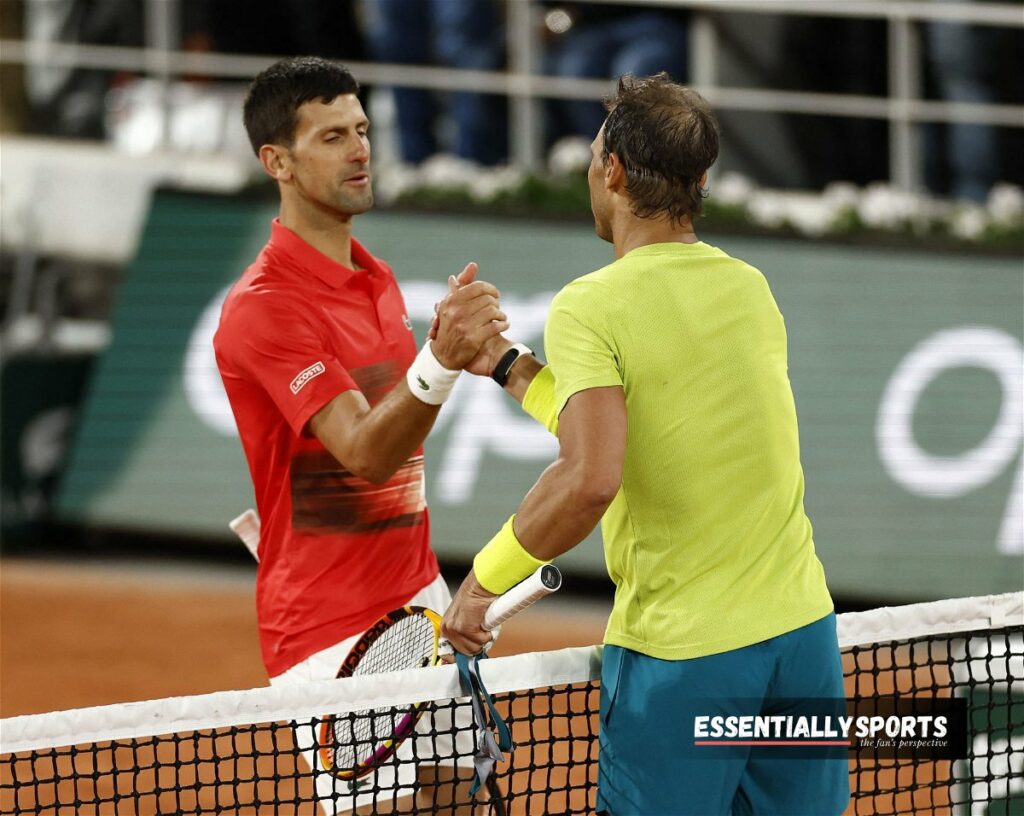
[286,94,373,216]
[588,126,612,242]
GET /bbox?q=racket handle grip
[482,564,562,632]
[230,509,261,561]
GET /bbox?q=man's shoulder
[554,261,625,304]
[547,269,621,331]
[691,241,765,279]
[215,258,310,353]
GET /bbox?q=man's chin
[337,191,374,215]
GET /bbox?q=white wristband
[406,341,461,405]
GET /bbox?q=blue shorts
[596,613,849,816]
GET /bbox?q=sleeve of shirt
[544,280,624,418]
[220,295,359,436]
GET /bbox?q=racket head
[317,605,442,780]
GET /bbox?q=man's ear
[605,151,626,193]
[258,144,292,183]
[699,171,708,188]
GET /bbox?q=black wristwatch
[491,343,534,387]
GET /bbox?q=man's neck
[611,213,699,259]
[279,200,356,269]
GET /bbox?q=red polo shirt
[214,220,439,676]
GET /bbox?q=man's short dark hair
[602,73,720,223]
[243,56,360,156]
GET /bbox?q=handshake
[425,261,520,382]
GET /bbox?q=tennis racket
[316,565,562,783]
[227,509,560,805]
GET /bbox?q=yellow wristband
[522,365,559,436]
[473,515,550,594]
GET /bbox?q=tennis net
[1,592,1020,815]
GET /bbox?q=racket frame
[316,605,442,781]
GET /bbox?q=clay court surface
[0,556,610,718]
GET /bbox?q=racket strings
[327,613,439,772]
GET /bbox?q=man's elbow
[350,459,396,485]
[573,478,620,512]
[323,446,395,485]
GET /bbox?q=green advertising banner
[57,191,1023,601]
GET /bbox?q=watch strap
[491,343,534,387]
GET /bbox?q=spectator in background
[780,17,889,190]
[543,2,689,143]
[189,0,365,66]
[22,0,143,138]
[923,13,1000,203]
[362,0,508,165]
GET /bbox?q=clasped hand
[430,262,511,372]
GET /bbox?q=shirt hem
[261,562,441,676]
[604,598,835,661]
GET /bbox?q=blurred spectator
[780,17,889,189]
[923,13,1000,203]
[23,0,143,138]
[543,2,689,142]
[190,0,364,64]
[361,0,508,165]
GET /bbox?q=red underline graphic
[694,740,850,746]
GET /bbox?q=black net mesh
[1,623,1020,814]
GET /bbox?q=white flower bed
[374,158,1023,244]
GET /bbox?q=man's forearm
[490,346,559,436]
[354,385,444,480]
[512,457,614,561]
[502,354,544,403]
[310,384,441,484]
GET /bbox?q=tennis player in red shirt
[214,56,505,813]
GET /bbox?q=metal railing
[1,0,1023,190]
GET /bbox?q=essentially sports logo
[691,698,967,759]
[694,713,948,744]
[290,361,326,395]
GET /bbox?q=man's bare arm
[308,387,441,484]
[510,385,625,557]
[441,385,626,653]
[309,274,508,484]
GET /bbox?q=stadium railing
[0,0,1022,187]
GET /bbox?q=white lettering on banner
[183,282,559,503]
[876,326,1023,556]
[183,284,237,437]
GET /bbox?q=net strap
[456,652,513,795]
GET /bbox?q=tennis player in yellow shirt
[441,74,849,815]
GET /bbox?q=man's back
[544,241,833,660]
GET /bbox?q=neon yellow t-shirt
[541,241,833,660]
